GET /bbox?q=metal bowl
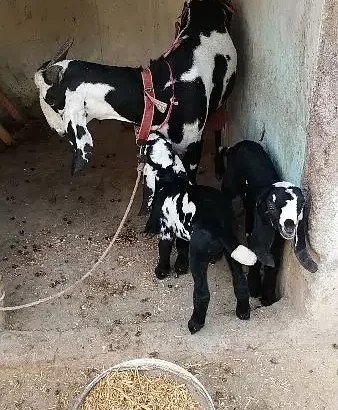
[72,358,215,410]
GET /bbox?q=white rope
[0,164,144,312]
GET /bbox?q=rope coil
[0,164,144,312]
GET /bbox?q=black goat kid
[143,132,257,333]
[220,140,318,306]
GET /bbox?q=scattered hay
[81,369,201,410]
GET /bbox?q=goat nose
[284,219,295,232]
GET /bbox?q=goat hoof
[155,266,169,280]
[174,255,189,276]
[260,289,277,306]
[236,299,251,320]
[188,318,204,334]
[260,295,277,306]
[209,251,223,264]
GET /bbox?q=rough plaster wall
[0,0,182,108]
[284,0,338,326]
[228,0,324,184]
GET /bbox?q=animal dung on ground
[80,369,201,410]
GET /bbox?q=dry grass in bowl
[81,369,202,410]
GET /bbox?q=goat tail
[220,235,257,266]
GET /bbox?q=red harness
[135,61,177,144]
[135,3,187,144]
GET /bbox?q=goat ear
[45,65,63,84]
[293,200,318,273]
[248,200,275,267]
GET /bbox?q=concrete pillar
[295,0,338,326]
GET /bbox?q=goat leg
[247,261,262,298]
[261,236,283,306]
[155,239,173,280]
[261,265,279,306]
[226,255,250,320]
[188,258,210,334]
[188,231,211,334]
[174,238,190,276]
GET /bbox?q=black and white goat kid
[143,132,257,334]
[220,140,318,306]
[34,0,237,177]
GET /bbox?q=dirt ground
[0,121,337,410]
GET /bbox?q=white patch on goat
[149,138,173,168]
[162,194,194,241]
[182,193,196,217]
[143,163,157,209]
[180,31,236,117]
[272,194,276,202]
[70,83,132,123]
[231,245,257,266]
[181,67,199,82]
[190,164,198,171]
[173,120,201,153]
[173,154,186,175]
[279,188,298,233]
[64,89,93,156]
[54,60,72,72]
[273,181,294,189]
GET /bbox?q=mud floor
[0,121,337,409]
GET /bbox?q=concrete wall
[290,0,338,325]
[0,0,182,108]
[228,0,324,184]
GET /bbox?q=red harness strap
[157,61,177,130]
[135,62,177,144]
[135,68,156,143]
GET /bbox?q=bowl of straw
[72,358,215,410]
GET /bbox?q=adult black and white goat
[142,132,257,334]
[34,0,237,178]
[220,140,318,306]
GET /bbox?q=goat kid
[220,140,318,306]
[34,0,236,179]
[143,132,257,333]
